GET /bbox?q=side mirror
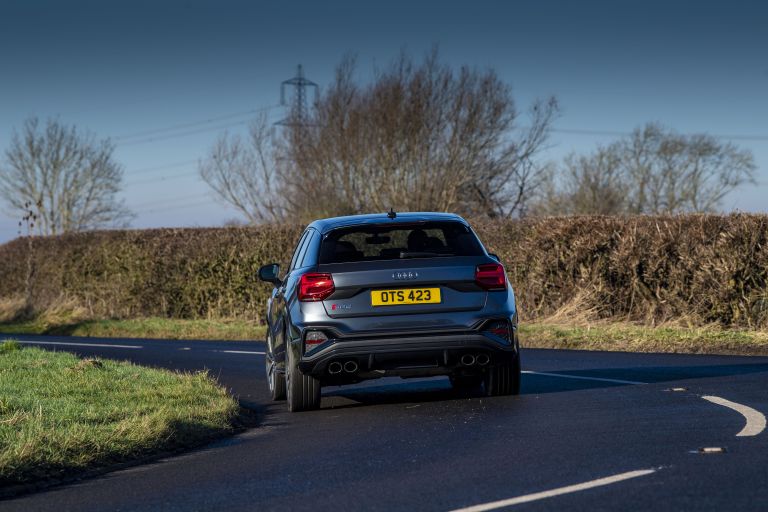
[488,253,501,263]
[258,263,282,286]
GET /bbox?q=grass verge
[2,315,768,356]
[520,322,768,356]
[0,317,266,341]
[0,339,240,488]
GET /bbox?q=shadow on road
[320,362,768,408]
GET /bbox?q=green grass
[0,340,240,487]
[0,339,20,354]
[520,322,768,356]
[0,317,266,341]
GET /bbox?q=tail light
[484,320,511,343]
[475,263,506,290]
[304,330,328,350]
[299,273,335,301]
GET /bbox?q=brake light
[475,263,506,290]
[299,273,335,301]
[484,320,511,343]
[305,330,328,346]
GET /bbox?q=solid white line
[523,370,646,386]
[17,340,143,350]
[448,469,657,512]
[220,350,266,355]
[701,395,767,437]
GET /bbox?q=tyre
[265,352,286,401]
[484,354,521,396]
[286,343,321,412]
[450,374,484,393]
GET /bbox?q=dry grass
[0,316,266,341]
[0,297,26,323]
[520,321,768,356]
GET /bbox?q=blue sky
[1,0,766,242]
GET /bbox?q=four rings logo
[392,271,418,280]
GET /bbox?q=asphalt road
[3,334,768,511]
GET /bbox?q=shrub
[0,215,766,328]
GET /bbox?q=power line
[124,170,199,188]
[124,159,200,176]
[117,120,251,146]
[550,127,768,142]
[113,105,279,141]
[116,108,284,147]
[128,192,212,210]
[141,198,224,215]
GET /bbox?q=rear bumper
[298,329,518,380]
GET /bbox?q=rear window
[318,221,484,264]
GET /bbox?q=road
[2,334,768,511]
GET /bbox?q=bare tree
[200,51,558,223]
[281,50,559,220]
[199,114,286,223]
[0,118,133,235]
[539,149,627,215]
[622,124,756,213]
[535,123,756,215]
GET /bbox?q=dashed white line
[17,340,143,350]
[219,350,266,355]
[701,395,767,437]
[523,370,646,386]
[447,468,657,512]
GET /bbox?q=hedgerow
[1,215,766,328]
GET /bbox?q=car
[258,211,520,411]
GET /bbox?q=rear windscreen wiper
[399,251,455,258]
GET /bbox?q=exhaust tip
[328,361,343,374]
[476,353,490,366]
[460,354,476,366]
[343,360,359,373]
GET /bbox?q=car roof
[307,212,469,234]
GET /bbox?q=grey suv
[258,212,520,411]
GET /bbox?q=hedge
[1,214,767,328]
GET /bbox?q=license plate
[371,288,441,306]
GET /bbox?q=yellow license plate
[371,288,441,306]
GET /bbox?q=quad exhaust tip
[329,360,359,374]
[460,353,490,366]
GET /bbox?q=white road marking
[448,469,657,512]
[697,447,726,454]
[220,350,266,355]
[523,370,646,386]
[16,340,143,349]
[701,395,767,437]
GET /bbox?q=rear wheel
[286,343,321,412]
[484,354,521,396]
[265,352,286,401]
